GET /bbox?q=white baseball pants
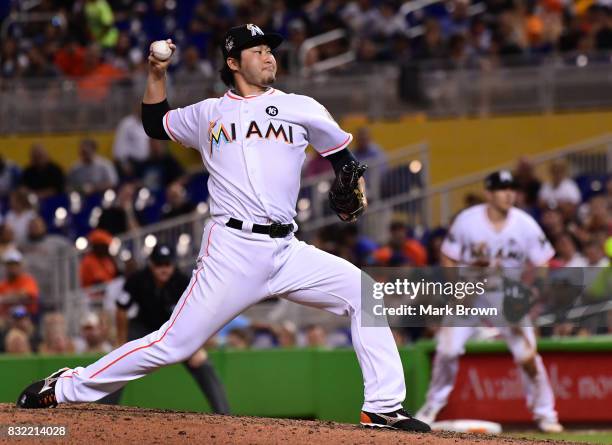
[56,220,406,413]
[423,325,558,422]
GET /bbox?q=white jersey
[162,88,352,225]
[441,204,554,267]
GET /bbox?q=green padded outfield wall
[1,339,610,423]
[0,348,423,423]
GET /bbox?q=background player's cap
[150,244,175,266]
[484,170,517,191]
[222,24,283,59]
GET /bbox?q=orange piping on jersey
[164,112,179,142]
[320,134,352,155]
[206,223,217,257]
[88,266,205,378]
[226,88,275,100]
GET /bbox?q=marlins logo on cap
[225,36,234,53]
[484,170,517,191]
[221,24,283,59]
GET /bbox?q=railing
[299,134,612,241]
[415,52,612,117]
[2,51,612,135]
[299,29,355,76]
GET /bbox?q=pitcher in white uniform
[415,170,563,433]
[16,24,430,433]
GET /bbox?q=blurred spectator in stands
[68,139,118,194]
[0,249,39,322]
[341,0,378,37]
[305,324,328,347]
[138,140,185,191]
[1,37,20,79]
[277,19,310,73]
[226,328,251,349]
[20,143,66,198]
[440,0,471,39]
[76,44,126,102]
[583,240,610,267]
[21,217,71,312]
[38,312,74,354]
[161,183,195,221]
[4,328,31,354]
[4,188,36,246]
[540,207,565,243]
[579,195,611,234]
[174,46,214,83]
[108,31,144,72]
[0,224,15,258]
[353,127,387,200]
[595,6,612,50]
[2,305,39,352]
[84,0,119,49]
[73,312,112,354]
[97,182,140,235]
[353,127,386,166]
[372,218,428,266]
[539,159,581,214]
[338,224,377,266]
[414,19,447,60]
[550,232,587,267]
[22,46,59,79]
[112,105,150,181]
[513,157,541,210]
[275,321,297,348]
[80,229,118,288]
[0,155,21,200]
[54,38,87,77]
[426,227,447,266]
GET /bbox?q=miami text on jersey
[208,120,294,154]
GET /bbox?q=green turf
[508,431,612,444]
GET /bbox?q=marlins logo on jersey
[207,119,294,154]
[441,204,555,267]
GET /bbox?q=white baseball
[151,40,173,61]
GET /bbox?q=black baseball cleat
[360,408,431,432]
[16,367,70,409]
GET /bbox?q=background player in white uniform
[16,24,430,433]
[415,171,563,433]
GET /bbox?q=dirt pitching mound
[0,404,571,444]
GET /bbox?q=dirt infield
[0,404,573,445]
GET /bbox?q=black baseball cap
[484,170,517,191]
[222,24,283,59]
[149,244,175,266]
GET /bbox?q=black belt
[226,218,293,238]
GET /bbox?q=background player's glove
[502,277,533,324]
[329,161,367,222]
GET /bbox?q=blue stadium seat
[38,193,70,235]
[574,174,609,201]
